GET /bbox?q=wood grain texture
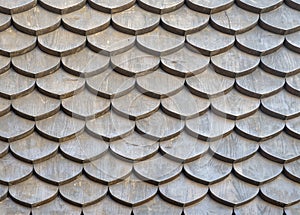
[12,5,61,35]
[0,140,8,158]
[10,132,59,163]
[0,0,37,14]
[0,55,10,75]
[211,5,259,34]
[285,201,300,215]
[9,176,58,207]
[0,198,30,215]
[184,153,232,184]
[185,0,233,14]
[0,97,10,117]
[186,26,234,56]
[88,0,135,13]
[62,48,110,77]
[285,158,300,182]
[236,0,282,13]
[285,30,300,54]
[286,72,300,96]
[0,13,11,31]
[161,5,209,35]
[160,47,209,77]
[0,184,7,202]
[34,153,82,185]
[39,0,85,14]
[137,0,184,14]
[112,5,159,35]
[286,0,300,10]
[286,115,300,139]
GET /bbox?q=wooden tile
[285,201,300,215]
[286,0,300,10]
[160,130,209,162]
[12,5,61,35]
[110,131,158,161]
[9,176,58,207]
[36,68,85,99]
[0,27,36,57]
[234,153,282,185]
[211,47,260,77]
[0,69,35,99]
[262,90,300,119]
[211,5,259,34]
[12,90,60,120]
[39,0,85,14]
[0,0,37,14]
[160,47,209,77]
[186,0,233,14]
[161,5,209,35]
[0,184,7,201]
[32,197,81,215]
[62,89,110,120]
[186,66,234,98]
[285,158,300,182]
[209,174,259,206]
[236,67,285,98]
[0,13,11,31]
[34,153,82,185]
[86,67,135,99]
[0,55,10,75]
[112,88,160,120]
[0,97,10,117]
[236,0,283,13]
[111,47,160,77]
[134,153,182,184]
[286,30,300,54]
[261,47,300,77]
[0,153,32,185]
[10,132,59,163]
[186,110,235,141]
[60,131,108,163]
[112,5,159,35]
[136,68,185,98]
[0,198,30,215]
[12,47,60,78]
[260,132,300,163]
[38,27,86,57]
[210,132,258,162]
[161,87,210,119]
[88,0,135,13]
[136,110,185,141]
[136,26,185,56]
[87,26,135,55]
[159,173,208,206]
[286,116,300,139]
[236,26,284,56]
[234,196,283,215]
[62,48,110,77]
[110,173,157,206]
[186,26,235,56]
[235,111,285,141]
[86,111,135,141]
[60,175,108,206]
[211,89,260,120]
[0,140,8,158]
[83,196,132,215]
[36,112,85,142]
[84,152,132,185]
[137,0,184,14]
[260,175,300,206]
[286,72,300,96]
[0,112,34,142]
[260,4,300,34]
[184,153,232,184]
[62,5,110,35]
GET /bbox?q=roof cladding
[0,0,300,214]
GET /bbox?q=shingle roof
[0,0,300,214]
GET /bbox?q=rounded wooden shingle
[186,0,234,14]
[62,5,110,35]
[12,47,60,78]
[35,112,85,142]
[286,72,300,96]
[286,202,300,215]
[112,5,160,35]
[36,68,85,99]
[184,153,232,184]
[38,27,86,57]
[0,184,7,201]
[137,0,184,14]
[285,158,300,182]
[0,55,10,75]
[39,0,85,14]
[0,13,11,31]
[0,198,30,215]
[234,153,282,185]
[88,0,135,13]
[286,115,300,139]
[9,176,58,207]
[186,26,235,56]
[84,152,132,185]
[0,0,37,14]
[10,132,59,163]
[0,27,36,57]
[34,153,82,185]
[236,0,283,13]
[62,48,110,77]
[286,0,300,10]
[161,5,209,35]
[0,97,10,117]
[12,5,61,35]
[87,26,135,55]
[0,140,8,158]
[285,30,300,54]
[211,5,259,34]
